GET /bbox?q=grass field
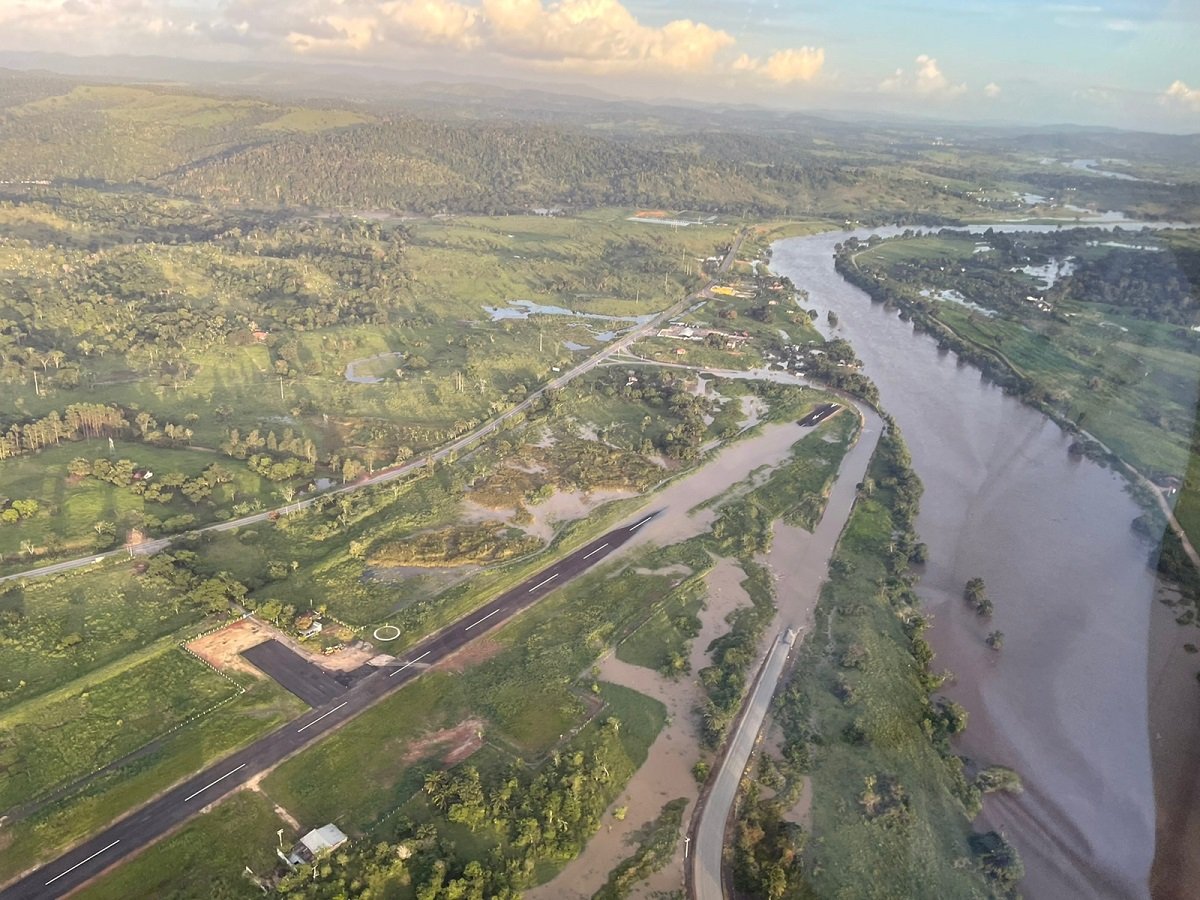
[0,564,214,712]
[745,435,996,898]
[263,539,707,833]
[0,646,239,812]
[0,440,276,570]
[77,791,290,900]
[615,576,706,674]
[0,678,304,885]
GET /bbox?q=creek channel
[772,223,1200,900]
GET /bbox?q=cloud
[984,81,1001,98]
[476,0,734,74]
[382,0,480,48]
[732,47,825,84]
[879,54,966,97]
[0,0,827,87]
[1161,80,1200,111]
[287,15,378,53]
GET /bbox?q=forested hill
[1,69,1197,220]
[0,73,854,216]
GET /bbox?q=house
[287,824,349,866]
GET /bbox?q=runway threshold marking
[528,573,559,593]
[630,515,654,531]
[296,701,349,733]
[182,763,247,802]
[465,609,500,631]
[44,840,121,886]
[582,542,609,560]
[389,650,431,677]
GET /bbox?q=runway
[0,512,659,900]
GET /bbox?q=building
[286,824,349,866]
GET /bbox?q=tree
[964,577,993,617]
[986,630,1005,651]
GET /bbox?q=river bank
[773,223,1199,899]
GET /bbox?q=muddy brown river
[773,225,1199,900]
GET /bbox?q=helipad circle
[373,625,401,642]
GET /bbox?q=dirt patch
[243,772,302,831]
[435,637,504,673]
[187,619,270,677]
[401,718,487,767]
[187,619,375,676]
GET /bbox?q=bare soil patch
[187,619,374,675]
[435,637,504,673]
[401,718,487,767]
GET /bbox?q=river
[772,224,1199,900]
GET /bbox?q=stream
[772,223,1200,900]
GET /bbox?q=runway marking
[629,515,654,531]
[389,650,431,677]
[297,701,348,733]
[44,840,121,885]
[582,542,609,560]
[527,573,559,593]
[465,609,499,631]
[182,763,247,802]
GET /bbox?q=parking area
[241,639,349,707]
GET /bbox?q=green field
[0,565,213,711]
[0,646,239,812]
[0,678,304,885]
[0,440,277,568]
[78,790,290,900]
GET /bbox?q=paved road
[0,232,746,588]
[0,512,660,900]
[692,628,797,900]
[687,403,883,900]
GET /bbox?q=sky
[1,0,1198,131]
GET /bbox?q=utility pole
[279,376,284,402]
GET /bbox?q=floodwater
[772,223,1200,900]
[482,299,655,326]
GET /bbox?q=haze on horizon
[0,0,1198,133]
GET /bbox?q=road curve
[0,513,661,900]
[692,628,797,900]
[0,232,747,587]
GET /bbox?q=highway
[0,513,660,900]
[0,231,746,588]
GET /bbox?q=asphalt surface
[0,231,746,590]
[0,512,660,900]
[241,640,348,707]
[692,628,797,900]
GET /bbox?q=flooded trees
[964,577,993,617]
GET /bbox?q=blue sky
[1,0,1197,130]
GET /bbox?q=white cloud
[733,47,825,84]
[475,0,734,74]
[984,81,1002,98]
[288,15,377,53]
[0,0,827,87]
[880,55,966,98]
[1161,80,1200,111]
[382,0,480,48]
